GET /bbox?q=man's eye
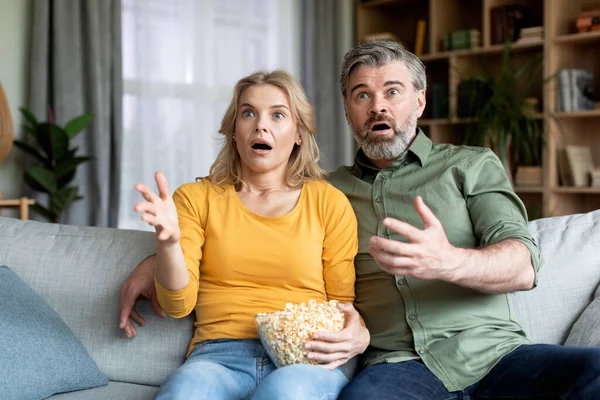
[389,88,399,95]
[243,110,255,117]
[273,112,284,119]
[358,93,369,99]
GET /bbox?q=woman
[133,70,367,399]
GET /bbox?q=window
[119,0,301,230]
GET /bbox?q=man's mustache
[363,114,397,131]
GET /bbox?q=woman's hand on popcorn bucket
[303,302,370,370]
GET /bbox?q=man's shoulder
[327,166,355,191]
[430,142,493,159]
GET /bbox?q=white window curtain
[119,0,301,230]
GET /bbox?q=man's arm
[119,254,162,338]
[369,196,535,294]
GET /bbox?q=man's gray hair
[340,40,427,97]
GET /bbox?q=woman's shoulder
[174,178,230,200]
[303,179,350,205]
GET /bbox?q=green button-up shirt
[329,129,541,391]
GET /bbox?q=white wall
[0,0,30,213]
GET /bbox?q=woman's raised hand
[134,172,181,243]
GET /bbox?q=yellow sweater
[155,178,358,357]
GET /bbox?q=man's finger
[369,236,415,258]
[382,217,424,242]
[414,196,441,229]
[155,172,171,200]
[369,245,414,268]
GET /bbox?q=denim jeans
[155,339,349,400]
[338,344,600,399]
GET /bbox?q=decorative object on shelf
[556,69,595,112]
[460,42,545,183]
[576,4,600,33]
[0,81,13,164]
[12,108,93,223]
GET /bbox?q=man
[120,41,600,398]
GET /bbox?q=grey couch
[1,209,599,399]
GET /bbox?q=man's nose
[369,95,389,115]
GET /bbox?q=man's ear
[343,100,349,122]
[416,89,426,118]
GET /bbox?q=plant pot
[515,166,543,187]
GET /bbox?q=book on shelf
[414,19,426,57]
[515,25,543,44]
[558,146,595,187]
[490,4,528,45]
[556,69,596,112]
[591,168,600,187]
[443,29,480,51]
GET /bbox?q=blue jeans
[338,344,600,399]
[155,339,349,400]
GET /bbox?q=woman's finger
[134,201,157,215]
[135,183,160,203]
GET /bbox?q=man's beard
[351,105,419,161]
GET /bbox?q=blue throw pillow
[0,265,108,400]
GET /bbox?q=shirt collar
[353,127,432,173]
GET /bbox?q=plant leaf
[27,167,58,193]
[19,107,38,127]
[30,203,57,223]
[54,156,91,180]
[13,140,46,163]
[63,114,94,138]
[50,186,79,215]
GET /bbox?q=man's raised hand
[368,196,464,282]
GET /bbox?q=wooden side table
[0,197,36,220]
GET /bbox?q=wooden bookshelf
[356,0,600,218]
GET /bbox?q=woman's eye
[243,110,255,117]
[273,112,284,119]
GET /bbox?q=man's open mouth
[371,123,391,131]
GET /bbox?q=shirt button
[397,278,406,285]
[375,197,382,203]
[418,348,427,354]
[408,314,416,320]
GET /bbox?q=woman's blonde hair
[207,70,325,188]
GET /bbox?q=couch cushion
[48,381,158,399]
[564,283,600,347]
[510,209,600,345]
[0,217,195,387]
[0,265,108,400]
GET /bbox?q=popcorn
[255,299,345,367]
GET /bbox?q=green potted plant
[459,42,545,186]
[13,107,93,222]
